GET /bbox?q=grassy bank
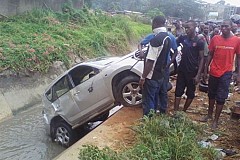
[0,8,150,73]
[78,112,217,160]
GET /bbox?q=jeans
[142,78,164,116]
[158,68,169,113]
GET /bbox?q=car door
[51,75,81,124]
[69,66,112,119]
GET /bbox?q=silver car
[42,49,176,147]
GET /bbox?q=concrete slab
[0,93,13,122]
[54,106,142,160]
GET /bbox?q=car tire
[117,75,142,107]
[52,121,77,148]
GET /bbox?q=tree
[91,0,205,20]
[146,8,164,19]
[84,0,92,8]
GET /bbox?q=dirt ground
[108,77,240,160]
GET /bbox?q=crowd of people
[138,15,240,129]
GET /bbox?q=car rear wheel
[118,75,142,107]
[52,121,77,148]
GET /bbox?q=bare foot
[199,115,212,122]
[211,121,218,130]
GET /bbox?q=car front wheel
[118,76,142,107]
[52,121,77,148]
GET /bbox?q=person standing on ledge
[173,20,204,112]
[200,19,240,129]
[139,15,171,116]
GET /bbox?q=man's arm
[166,49,178,69]
[142,59,154,78]
[203,51,213,82]
[138,34,155,59]
[166,33,178,69]
[194,50,204,84]
[237,54,240,88]
[139,59,154,88]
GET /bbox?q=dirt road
[56,78,240,160]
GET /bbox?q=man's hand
[139,78,145,89]
[202,68,209,84]
[193,74,201,85]
[138,50,145,59]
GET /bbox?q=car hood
[84,51,136,67]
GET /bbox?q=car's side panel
[54,92,81,125]
[70,72,113,124]
[130,60,144,76]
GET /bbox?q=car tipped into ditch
[42,49,177,147]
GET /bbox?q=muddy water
[0,105,65,160]
[0,104,123,160]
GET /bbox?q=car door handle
[74,91,80,96]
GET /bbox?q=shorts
[208,71,232,105]
[175,71,197,99]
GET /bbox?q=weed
[0,8,150,73]
[78,113,217,160]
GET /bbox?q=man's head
[185,20,197,37]
[174,20,181,29]
[203,24,209,34]
[200,22,205,30]
[231,23,238,34]
[152,16,166,30]
[209,24,214,32]
[213,27,220,36]
[221,19,232,37]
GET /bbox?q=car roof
[44,56,121,92]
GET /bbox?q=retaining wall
[0,61,66,122]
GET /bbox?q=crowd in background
[139,15,240,129]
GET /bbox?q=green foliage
[146,8,164,19]
[91,0,205,20]
[0,8,150,73]
[78,112,217,160]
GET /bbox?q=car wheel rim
[56,127,70,146]
[122,82,142,105]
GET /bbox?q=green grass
[0,9,150,73]
[78,112,217,160]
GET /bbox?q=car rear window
[46,76,72,102]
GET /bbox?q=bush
[78,112,217,160]
[0,8,150,73]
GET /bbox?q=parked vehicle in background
[42,47,179,147]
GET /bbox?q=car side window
[70,66,100,86]
[51,76,72,102]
